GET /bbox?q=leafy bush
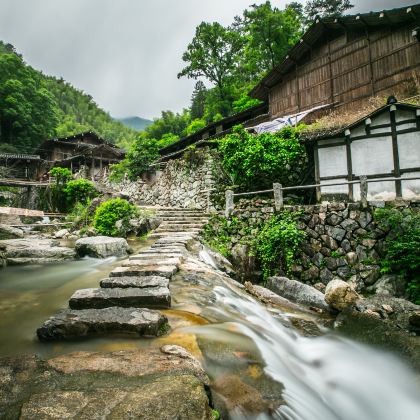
[255,211,306,279]
[219,125,308,190]
[49,167,72,184]
[64,179,98,206]
[93,198,137,237]
[375,208,420,304]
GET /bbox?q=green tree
[237,2,303,79]
[304,0,353,22]
[190,81,207,120]
[178,22,245,104]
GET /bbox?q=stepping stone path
[37,207,209,341]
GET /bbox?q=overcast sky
[0,0,415,120]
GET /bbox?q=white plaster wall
[351,137,393,176]
[402,172,420,199]
[320,178,348,195]
[371,111,390,127]
[318,145,347,177]
[398,131,420,170]
[353,180,396,201]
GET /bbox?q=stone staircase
[36,207,209,341]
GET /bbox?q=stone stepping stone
[100,276,169,289]
[69,287,171,310]
[37,307,168,341]
[130,253,184,260]
[122,258,181,267]
[109,265,178,279]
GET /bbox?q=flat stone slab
[123,258,181,267]
[100,276,169,289]
[37,307,168,341]
[130,253,184,260]
[69,287,171,310]
[110,265,178,279]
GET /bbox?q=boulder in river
[325,279,360,311]
[0,224,24,240]
[266,276,330,311]
[75,236,130,258]
[0,238,75,266]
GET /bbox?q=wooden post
[360,176,368,208]
[273,183,283,211]
[225,190,234,218]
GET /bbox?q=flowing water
[0,245,420,419]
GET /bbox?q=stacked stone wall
[106,149,225,210]
[226,198,419,291]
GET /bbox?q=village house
[158,4,420,202]
[37,131,125,180]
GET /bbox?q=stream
[0,244,420,419]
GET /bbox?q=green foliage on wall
[93,198,137,237]
[255,211,306,279]
[219,125,308,191]
[374,207,420,304]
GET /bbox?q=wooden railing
[224,176,420,217]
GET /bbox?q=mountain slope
[116,116,152,132]
[0,40,138,153]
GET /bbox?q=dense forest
[0,0,352,157]
[0,41,139,153]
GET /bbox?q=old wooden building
[310,101,420,201]
[250,4,420,119]
[37,132,125,179]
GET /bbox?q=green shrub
[108,160,130,183]
[219,125,308,191]
[49,167,72,184]
[64,179,98,206]
[93,198,137,237]
[254,211,306,279]
[375,207,420,304]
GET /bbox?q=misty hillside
[116,116,153,131]
[0,40,138,153]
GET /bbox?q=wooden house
[308,101,420,201]
[0,153,41,179]
[37,132,125,179]
[250,4,420,120]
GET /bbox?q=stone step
[109,265,178,279]
[157,224,204,230]
[130,253,184,261]
[69,287,171,310]
[100,276,169,289]
[156,212,209,217]
[158,217,209,222]
[37,307,168,341]
[122,258,181,267]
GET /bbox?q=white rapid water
[210,283,420,420]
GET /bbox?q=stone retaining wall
[224,198,419,291]
[106,149,225,210]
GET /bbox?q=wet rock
[69,287,171,310]
[325,279,360,311]
[244,282,313,313]
[0,238,75,265]
[100,276,169,289]
[267,276,329,311]
[0,224,24,240]
[320,268,334,284]
[75,236,129,258]
[37,307,168,340]
[54,228,69,239]
[212,374,279,416]
[409,311,420,328]
[368,274,406,297]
